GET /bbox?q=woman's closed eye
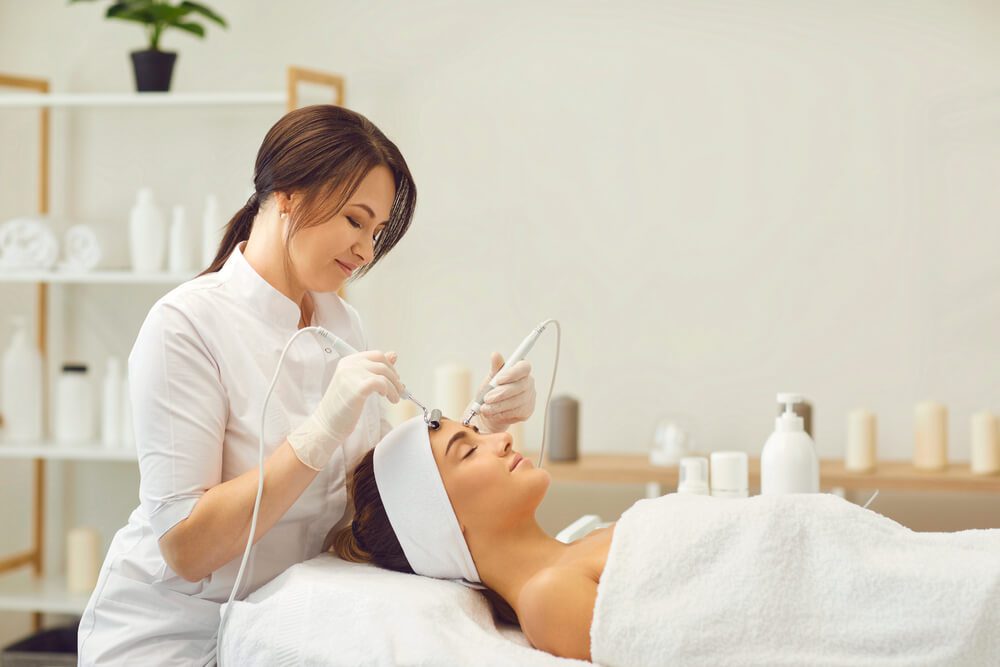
[462,445,478,460]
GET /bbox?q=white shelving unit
[0,271,194,285]
[0,66,345,628]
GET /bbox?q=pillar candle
[434,364,471,422]
[845,409,877,472]
[67,527,101,594]
[386,396,420,428]
[914,401,948,470]
[546,395,579,462]
[970,411,1000,475]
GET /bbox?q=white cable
[214,325,328,665]
[534,319,560,468]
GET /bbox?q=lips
[336,260,356,276]
[509,453,523,471]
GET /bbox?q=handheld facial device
[461,320,553,427]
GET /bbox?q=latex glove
[288,350,404,471]
[474,352,537,435]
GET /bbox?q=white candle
[914,401,948,470]
[846,409,877,472]
[386,396,420,428]
[434,364,471,422]
[67,527,101,594]
[970,411,1000,475]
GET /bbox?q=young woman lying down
[330,416,1000,666]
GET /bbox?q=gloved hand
[288,350,404,471]
[474,352,537,435]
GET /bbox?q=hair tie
[351,519,369,553]
[246,192,260,210]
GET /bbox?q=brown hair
[331,448,521,628]
[198,104,416,280]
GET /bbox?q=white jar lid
[710,451,749,493]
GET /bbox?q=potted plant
[69,0,228,92]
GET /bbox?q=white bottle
[168,205,195,273]
[101,356,122,449]
[677,457,710,495]
[129,187,166,272]
[201,193,223,268]
[56,363,94,444]
[761,393,820,495]
[1,317,44,442]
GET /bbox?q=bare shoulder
[517,566,598,662]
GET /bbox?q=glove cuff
[287,414,347,471]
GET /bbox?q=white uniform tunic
[78,240,388,665]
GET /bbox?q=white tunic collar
[223,239,309,330]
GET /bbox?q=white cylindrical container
[66,526,101,594]
[677,457,710,495]
[201,193,224,268]
[101,357,122,449]
[129,187,166,272]
[120,378,134,448]
[846,409,877,472]
[710,451,749,498]
[56,363,94,444]
[168,205,196,273]
[434,364,471,422]
[914,401,948,470]
[760,393,820,495]
[970,411,1000,475]
[1,316,44,441]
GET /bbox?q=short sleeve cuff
[148,494,202,539]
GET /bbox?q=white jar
[56,363,94,444]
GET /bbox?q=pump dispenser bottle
[761,393,819,494]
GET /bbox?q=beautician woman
[77,105,537,666]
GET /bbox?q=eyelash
[461,426,480,459]
[348,216,383,243]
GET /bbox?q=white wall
[2,0,999,646]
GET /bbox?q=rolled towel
[0,217,58,271]
[58,224,103,272]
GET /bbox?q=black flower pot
[130,50,178,92]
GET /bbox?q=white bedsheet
[218,552,588,666]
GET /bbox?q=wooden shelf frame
[533,454,1000,494]
[0,65,344,627]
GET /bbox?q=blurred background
[1,0,999,650]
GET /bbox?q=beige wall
[2,0,999,647]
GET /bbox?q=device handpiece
[461,324,546,426]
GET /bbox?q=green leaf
[172,21,206,38]
[179,1,227,28]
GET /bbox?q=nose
[494,431,512,456]
[352,233,374,267]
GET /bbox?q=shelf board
[530,454,1000,493]
[0,571,91,614]
[0,441,137,462]
[0,270,192,285]
[0,91,286,108]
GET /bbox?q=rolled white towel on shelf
[0,216,59,271]
[57,224,103,272]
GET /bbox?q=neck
[243,223,312,327]
[466,516,569,613]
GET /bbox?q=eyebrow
[445,430,471,457]
[349,203,389,225]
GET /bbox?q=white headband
[372,416,484,588]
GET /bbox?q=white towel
[58,224,103,271]
[0,217,58,270]
[591,492,1000,667]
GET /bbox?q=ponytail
[197,192,259,277]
